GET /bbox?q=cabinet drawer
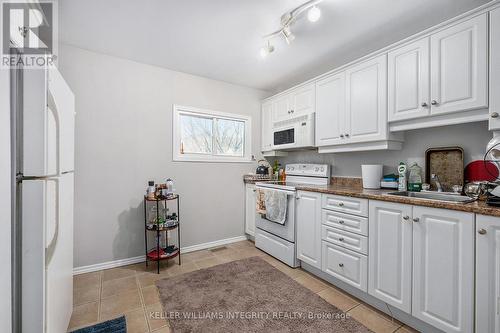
[322,242,368,292]
[322,210,368,236]
[322,194,368,217]
[322,226,368,255]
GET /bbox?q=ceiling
[59,0,492,92]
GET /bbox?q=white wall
[0,67,12,331]
[58,44,267,268]
[273,122,491,177]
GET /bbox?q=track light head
[260,41,275,58]
[307,5,321,22]
[282,26,295,45]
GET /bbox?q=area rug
[70,316,126,333]
[156,256,371,332]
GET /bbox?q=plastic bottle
[398,162,407,192]
[408,162,423,192]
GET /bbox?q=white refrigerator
[13,63,75,333]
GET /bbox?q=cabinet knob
[421,102,428,107]
[431,100,439,106]
[253,189,256,192]
[338,202,344,207]
[338,220,345,224]
[478,228,487,235]
[413,217,420,222]
[338,263,344,267]
[491,112,499,119]
[345,133,350,137]
[340,134,345,138]
[287,110,291,114]
[296,196,300,200]
[338,237,344,242]
[403,215,410,220]
[291,109,294,113]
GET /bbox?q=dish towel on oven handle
[256,189,267,215]
[263,189,287,225]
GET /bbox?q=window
[173,105,252,162]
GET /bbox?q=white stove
[254,164,330,267]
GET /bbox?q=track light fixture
[260,0,323,58]
[260,40,275,58]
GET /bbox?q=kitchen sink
[385,191,476,203]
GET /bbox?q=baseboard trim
[73,235,249,275]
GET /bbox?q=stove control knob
[315,167,319,172]
[320,167,324,171]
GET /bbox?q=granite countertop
[243,176,500,218]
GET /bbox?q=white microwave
[272,113,315,150]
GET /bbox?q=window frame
[172,104,252,163]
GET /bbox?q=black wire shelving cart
[143,194,181,274]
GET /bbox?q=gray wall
[271,122,491,178]
[0,59,12,331]
[59,44,267,268]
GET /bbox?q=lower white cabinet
[322,241,368,292]
[412,206,474,333]
[296,191,322,269]
[244,184,256,236]
[368,201,412,313]
[476,214,500,333]
[368,201,474,333]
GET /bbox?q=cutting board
[425,147,464,191]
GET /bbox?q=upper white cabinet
[412,206,474,333]
[316,55,403,152]
[345,55,388,143]
[389,14,487,125]
[315,72,345,146]
[490,8,500,130]
[476,214,500,333]
[430,14,488,115]
[296,191,322,269]
[272,83,315,123]
[291,84,315,117]
[261,101,273,152]
[368,201,412,313]
[388,38,430,122]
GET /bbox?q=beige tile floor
[69,240,419,333]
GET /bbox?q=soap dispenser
[398,162,407,192]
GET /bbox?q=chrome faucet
[431,174,443,192]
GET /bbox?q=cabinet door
[476,214,500,333]
[368,201,412,313]
[261,101,273,152]
[273,94,290,122]
[245,184,256,236]
[430,14,488,115]
[291,83,315,117]
[490,8,500,130]
[388,38,430,122]
[296,191,322,269]
[345,55,387,143]
[412,206,474,333]
[315,72,345,146]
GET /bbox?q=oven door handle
[256,187,296,196]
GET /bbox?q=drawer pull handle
[338,237,344,242]
[338,202,344,207]
[478,228,487,235]
[338,220,345,224]
[403,215,410,221]
[339,263,344,267]
[413,217,420,223]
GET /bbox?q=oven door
[255,187,295,243]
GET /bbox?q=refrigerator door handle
[45,177,59,266]
[47,93,61,176]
